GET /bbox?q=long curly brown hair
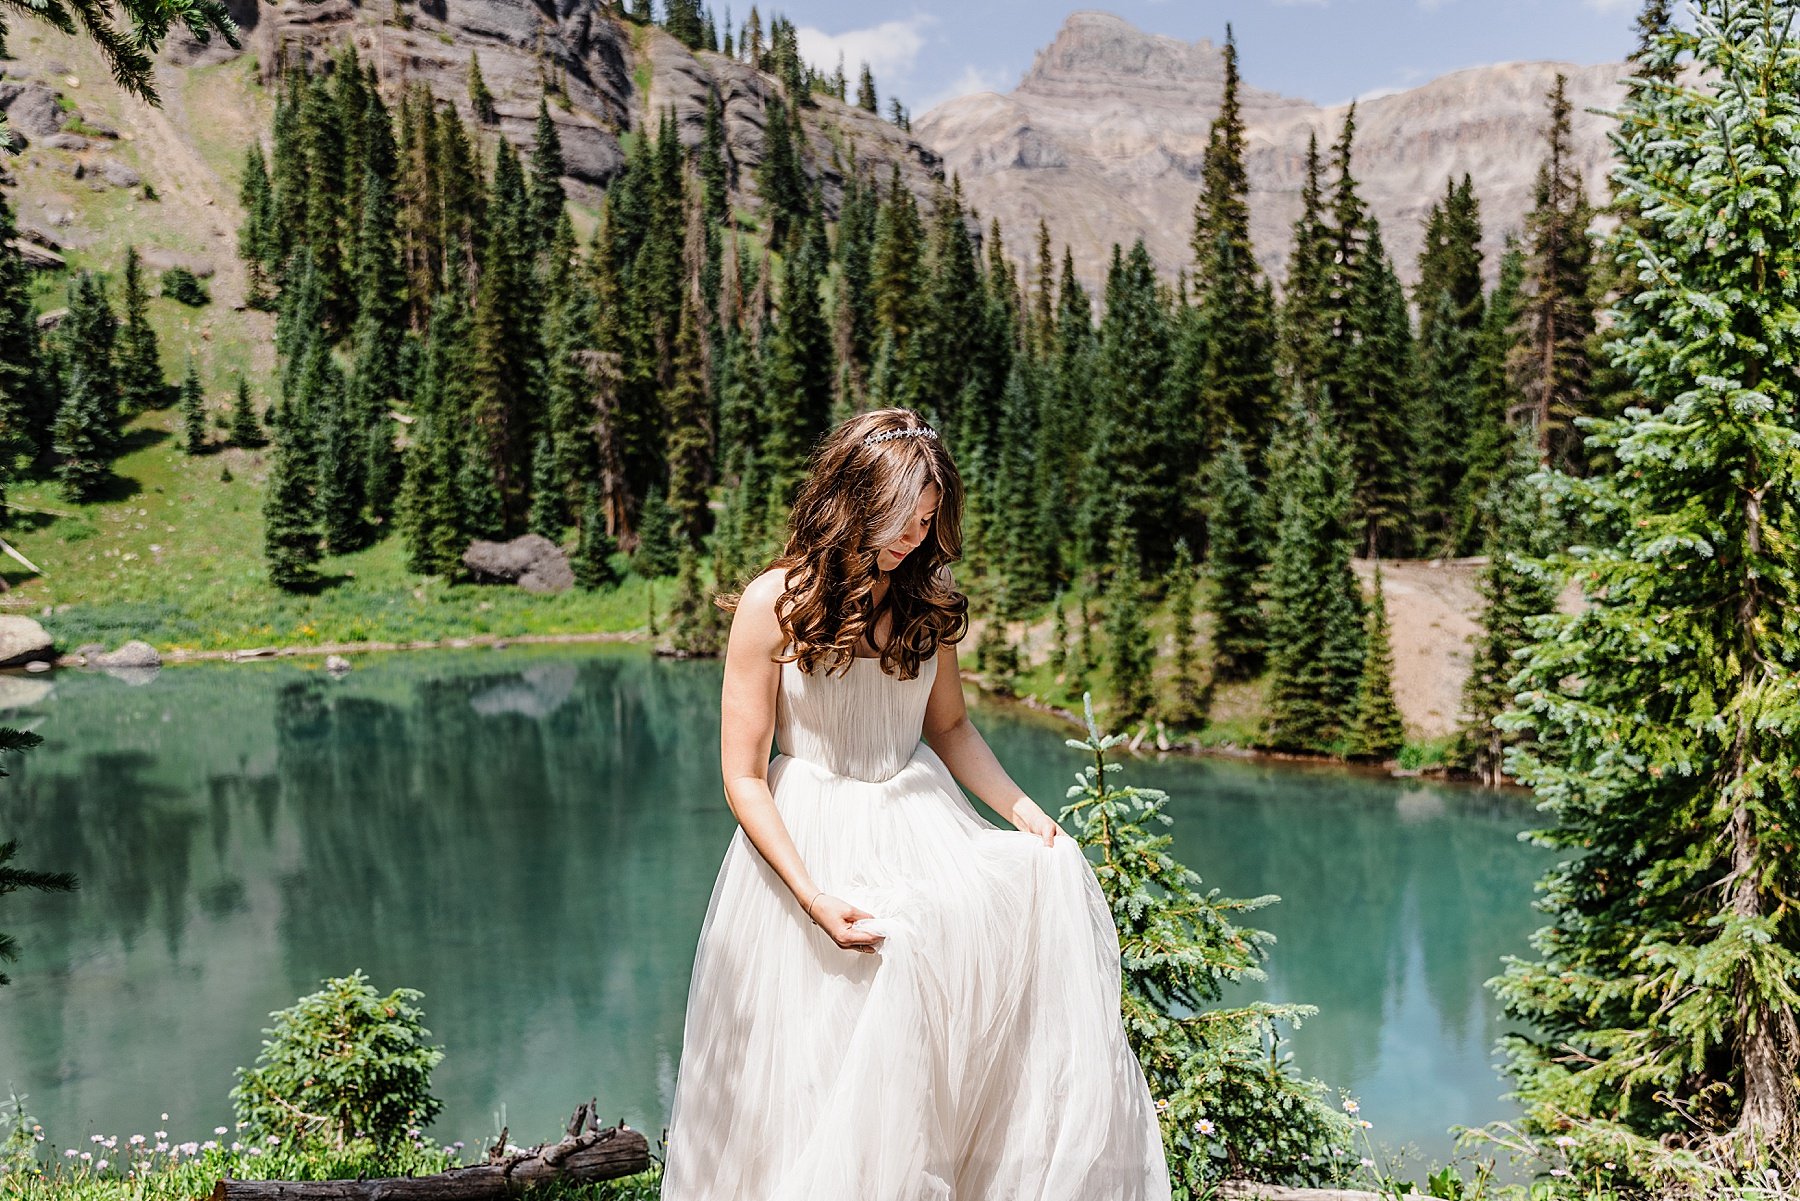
[716,408,968,679]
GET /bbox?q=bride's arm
[719,571,882,951]
[920,639,1064,844]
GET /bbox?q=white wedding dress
[661,646,1172,1201]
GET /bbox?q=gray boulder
[0,82,66,137]
[12,241,63,270]
[97,159,141,189]
[42,132,88,151]
[463,534,574,593]
[0,616,53,668]
[93,639,161,669]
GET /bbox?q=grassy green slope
[3,31,662,651]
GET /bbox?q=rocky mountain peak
[917,11,1623,298]
[1020,11,1220,96]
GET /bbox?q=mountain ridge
[916,10,1628,296]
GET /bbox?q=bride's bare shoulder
[739,566,793,614]
[730,568,793,655]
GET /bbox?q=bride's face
[875,483,941,573]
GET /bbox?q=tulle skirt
[661,741,1172,1201]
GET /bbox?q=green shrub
[160,267,209,306]
[230,970,445,1155]
[1060,694,1355,1194]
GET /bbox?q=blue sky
[756,1,1648,114]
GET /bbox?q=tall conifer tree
[0,188,48,467]
[528,96,567,255]
[117,246,163,414]
[1203,436,1266,682]
[1345,564,1404,761]
[1509,73,1596,471]
[1412,175,1486,552]
[179,359,206,454]
[1456,438,1559,786]
[1261,394,1364,752]
[231,377,264,448]
[1187,26,1276,477]
[469,139,538,532]
[1491,8,1800,1178]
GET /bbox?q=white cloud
[917,63,1017,114]
[794,16,934,87]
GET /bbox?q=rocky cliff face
[224,0,945,212]
[915,10,1627,296]
[0,0,944,309]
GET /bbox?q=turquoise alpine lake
[0,645,1548,1169]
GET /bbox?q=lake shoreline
[51,627,654,666]
[963,674,1513,791]
[41,628,1511,789]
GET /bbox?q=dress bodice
[775,649,939,783]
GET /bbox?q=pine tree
[870,165,925,354]
[55,271,122,479]
[1411,176,1486,553]
[398,291,471,578]
[668,541,723,654]
[1452,239,1527,552]
[855,62,877,112]
[1339,222,1415,555]
[664,0,705,50]
[1203,436,1266,681]
[1162,537,1204,729]
[1509,73,1596,471]
[1490,6,1800,1179]
[313,351,368,555]
[467,52,496,123]
[1455,438,1559,786]
[1075,590,1096,682]
[700,86,730,228]
[1103,519,1154,726]
[742,5,763,66]
[1187,26,1277,477]
[663,290,714,549]
[469,139,539,532]
[117,246,163,414]
[573,481,621,590]
[528,96,567,255]
[231,377,264,448]
[179,358,206,454]
[759,232,830,510]
[52,364,115,501]
[238,143,279,308]
[1049,588,1069,678]
[756,95,807,249]
[1584,0,1681,465]
[1261,393,1364,753]
[1083,240,1174,574]
[632,482,679,578]
[264,384,324,591]
[1278,133,1332,400]
[0,187,48,469]
[349,163,406,518]
[1344,563,1404,761]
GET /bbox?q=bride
[661,408,1171,1200]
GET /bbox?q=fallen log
[208,1101,650,1201]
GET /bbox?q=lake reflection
[0,647,1546,1165]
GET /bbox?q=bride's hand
[807,893,884,953]
[1010,798,1065,847]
